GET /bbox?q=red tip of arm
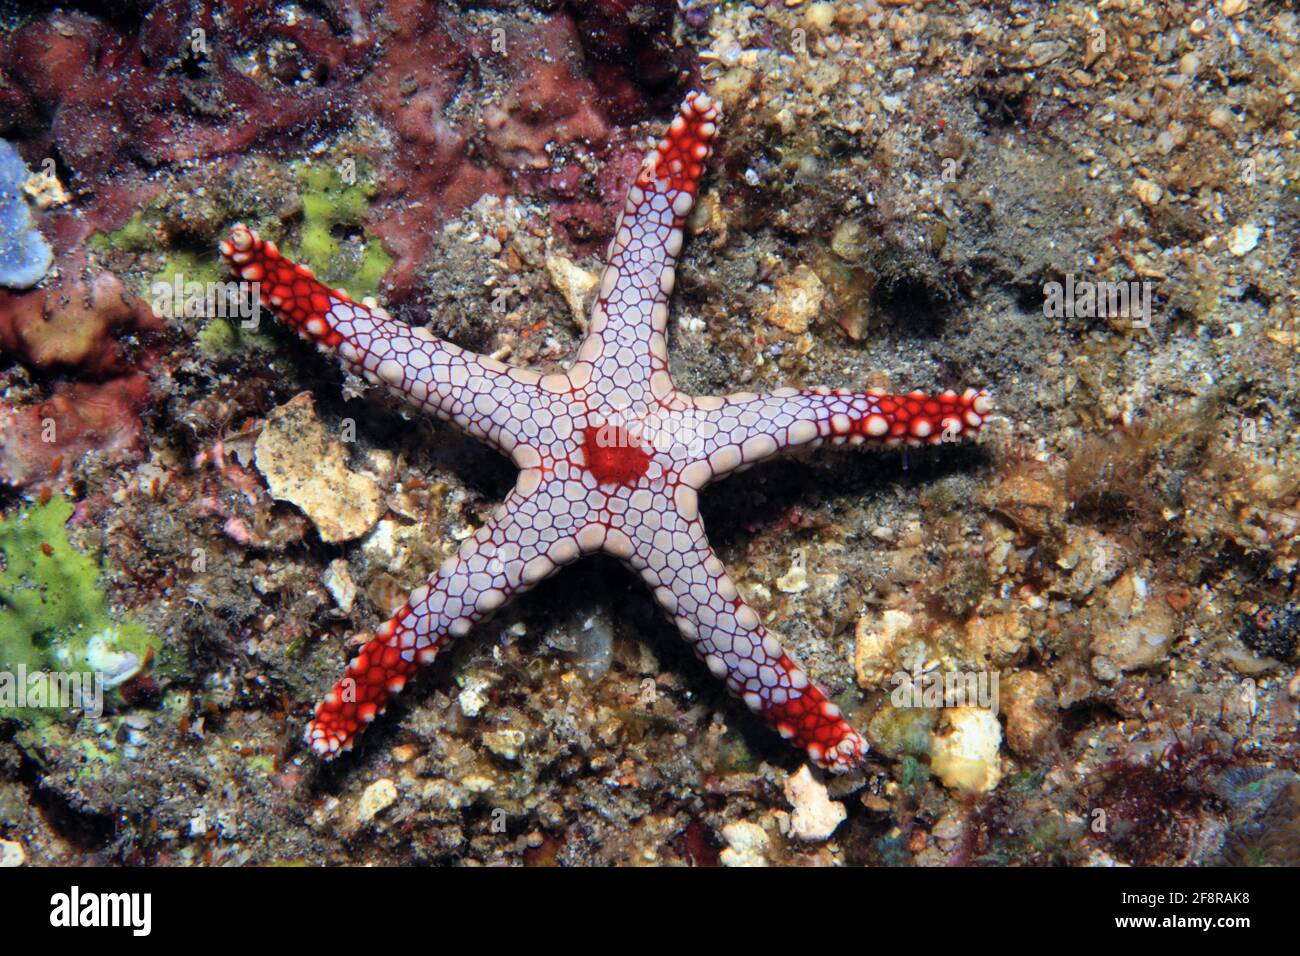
[643,90,721,197]
[219,224,349,349]
[304,609,424,758]
[763,655,867,773]
[851,388,994,446]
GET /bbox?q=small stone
[458,672,494,717]
[929,707,1003,795]
[483,728,527,762]
[783,765,846,841]
[254,392,385,543]
[1207,107,1235,132]
[766,265,824,334]
[1054,526,1126,599]
[23,166,69,209]
[719,821,771,867]
[855,608,914,688]
[1132,178,1162,206]
[964,610,1030,667]
[1091,655,1120,682]
[1226,223,1261,257]
[357,778,398,822]
[323,558,357,614]
[1090,571,1175,673]
[546,252,598,330]
[1221,0,1248,16]
[1003,671,1057,758]
[461,773,496,795]
[980,472,1062,537]
[0,838,24,867]
[776,558,809,593]
[805,2,835,29]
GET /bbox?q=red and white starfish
[220,92,992,773]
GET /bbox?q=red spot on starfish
[581,424,651,485]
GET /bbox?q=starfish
[219,91,992,773]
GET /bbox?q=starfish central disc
[581,424,652,486]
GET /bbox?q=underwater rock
[1002,670,1057,758]
[356,778,399,824]
[1089,571,1175,677]
[0,270,158,376]
[782,765,846,842]
[766,265,824,334]
[546,252,598,329]
[253,393,385,544]
[323,559,358,615]
[0,838,23,867]
[480,20,610,172]
[0,140,52,289]
[854,608,914,689]
[929,707,1003,795]
[719,821,770,867]
[0,375,151,489]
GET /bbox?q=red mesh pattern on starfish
[222,91,995,774]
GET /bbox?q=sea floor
[0,0,1296,866]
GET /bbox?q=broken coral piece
[253,392,385,544]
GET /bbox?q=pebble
[1132,178,1163,206]
[1090,571,1174,674]
[483,728,527,762]
[855,608,914,688]
[457,673,494,717]
[1226,222,1261,257]
[0,838,23,867]
[545,253,598,330]
[719,821,771,867]
[929,707,1003,795]
[1003,671,1057,758]
[323,558,357,614]
[254,393,385,543]
[357,778,398,822]
[782,765,847,841]
[776,555,809,593]
[766,265,824,334]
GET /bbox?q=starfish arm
[674,387,993,486]
[220,224,554,458]
[305,482,581,757]
[620,507,867,772]
[574,92,720,390]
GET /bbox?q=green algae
[88,209,156,255]
[86,153,392,361]
[867,704,936,760]
[291,159,392,301]
[0,496,158,720]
